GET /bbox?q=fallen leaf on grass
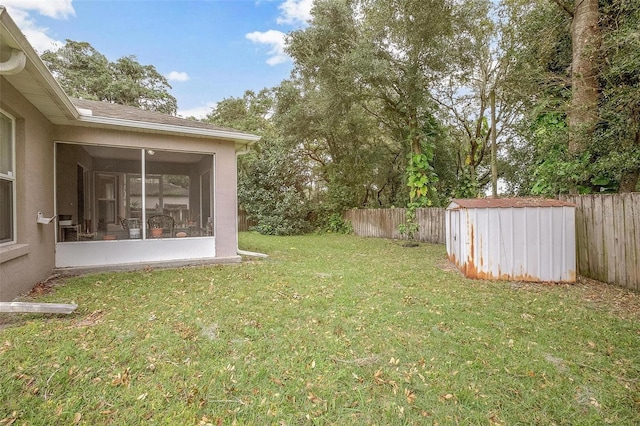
[374,369,386,385]
[0,340,11,355]
[307,392,324,404]
[439,393,455,402]
[404,388,416,404]
[489,413,504,425]
[111,368,131,387]
[0,411,18,425]
[73,412,82,424]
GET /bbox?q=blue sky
[3,0,313,117]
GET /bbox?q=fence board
[344,208,446,244]
[561,193,640,291]
[614,195,626,286]
[632,193,640,291]
[575,196,590,278]
[603,195,617,283]
[622,193,637,290]
[592,196,606,282]
[238,210,255,232]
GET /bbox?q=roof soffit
[0,7,78,123]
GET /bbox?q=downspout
[0,48,26,75]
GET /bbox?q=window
[0,110,15,245]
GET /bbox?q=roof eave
[0,7,79,122]
[76,113,261,143]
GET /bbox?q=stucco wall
[0,78,56,301]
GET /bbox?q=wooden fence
[238,210,255,232]
[344,208,446,244]
[560,193,640,291]
[346,194,640,292]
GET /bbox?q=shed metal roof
[447,198,575,209]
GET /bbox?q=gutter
[0,7,79,121]
[0,48,25,74]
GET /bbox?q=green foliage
[237,141,311,236]
[205,90,311,236]
[284,0,453,214]
[315,212,353,234]
[239,140,311,236]
[41,40,177,114]
[398,205,419,240]
[406,152,438,206]
[453,168,480,198]
[502,0,640,194]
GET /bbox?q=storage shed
[446,198,576,282]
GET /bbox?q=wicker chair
[147,214,175,238]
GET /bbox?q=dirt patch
[570,276,640,321]
[440,261,639,320]
[73,310,105,328]
[24,274,65,298]
[511,276,640,321]
[0,314,27,331]
[437,260,461,273]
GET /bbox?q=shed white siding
[446,199,576,282]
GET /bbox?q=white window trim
[0,107,16,247]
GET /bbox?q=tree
[205,89,312,235]
[431,0,524,197]
[502,0,639,194]
[42,40,177,115]
[560,0,601,155]
[285,0,456,209]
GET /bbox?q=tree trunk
[490,89,498,197]
[568,0,600,155]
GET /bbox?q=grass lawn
[1,233,639,425]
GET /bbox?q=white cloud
[246,30,289,66]
[277,0,313,26]
[178,102,217,120]
[3,0,75,53]
[247,0,312,65]
[2,0,75,19]
[166,71,190,82]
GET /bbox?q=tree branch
[550,0,574,18]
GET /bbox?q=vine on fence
[401,152,438,241]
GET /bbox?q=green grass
[1,233,639,425]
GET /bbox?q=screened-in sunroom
[54,142,221,268]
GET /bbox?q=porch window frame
[0,108,16,247]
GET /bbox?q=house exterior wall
[0,77,56,301]
[213,146,238,258]
[446,205,576,283]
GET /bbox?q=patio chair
[119,216,129,232]
[147,214,175,238]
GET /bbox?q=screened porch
[54,142,217,268]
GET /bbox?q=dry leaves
[111,368,131,387]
